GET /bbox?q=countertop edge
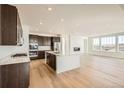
[0,61,30,66]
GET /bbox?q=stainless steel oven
[29,43,38,50]
[29,43,38,58]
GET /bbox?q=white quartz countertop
[0,55,30,66]
[45,51,62,56]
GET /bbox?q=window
[92,33,124,52]
[101,36,116,52]
[93,38,100,50]
[118,35,124,52]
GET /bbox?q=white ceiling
[15,4,124,37]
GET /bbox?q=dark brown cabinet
[29,34,60,48]
[38,51,45,59]
[0,4,17,45]
[29,35,51,45]
[37,36,43,45]
[0,62,29,88]
[46,53,56,71]
[51,37,60,51]
[43,37,51,46]
[29,35,38,43]
[38,36,51,46]
[29,35,51,46]
[0,4,23,45]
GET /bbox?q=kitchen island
[45,51,80,73]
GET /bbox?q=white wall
[61,34,88,55]
[70,36,87,54]
[61,34,70,55]
[0,25,29,60]
[88,37,124,59]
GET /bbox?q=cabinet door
[1,64,19,88]
[50,54,56,71]
[0,62,29,88]
[1,4,17,45]
[42,37,45,46]
[51,37,60,51]
[53,37,60,42]
[38,51,45,59]
[51,37,54,50]
[46,53,50,65]
[29,35,38,43]
[47,53,56,71]
[42,37,48,46]
[38,36,43,46]
[47,37,51,46]
[18,62,29,88]
[0,5,1,45]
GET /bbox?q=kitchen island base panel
[56,55,80,73]
[45,51,80,73]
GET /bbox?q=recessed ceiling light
[60,18,64,22]
[48,7,52,11]
[40,22,43,25]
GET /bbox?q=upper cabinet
[51,37,60,50]
[0,4,23,45]
[38,36,51,46]
[29,35,38,43]
[29,34,51,46]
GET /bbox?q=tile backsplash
[38,46,51,51]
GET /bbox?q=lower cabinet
[46,53,56,71]
[38,51,45,59]
[30,51,45,60]
[0,62,29,88]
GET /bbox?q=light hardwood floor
[29,55,124,88]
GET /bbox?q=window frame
[101,36,116,52]
[117,35,124,52]
[92,32,124,53]
[92,37,100,51]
